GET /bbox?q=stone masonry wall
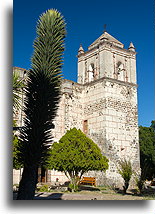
[103,79,140,186]
[80,77,140,186]
[52,79,84,141]
[51,77,140,187]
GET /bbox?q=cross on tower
[103,24,107,32]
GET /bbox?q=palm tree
[13,71,25,115]
[17,9,66,199]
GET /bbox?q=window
[88,63,95,82]
[116,61,125,81]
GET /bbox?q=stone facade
[52,31,140,186]
[13,31,140,187]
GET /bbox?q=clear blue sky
[13,0,154,127]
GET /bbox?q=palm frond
[13,71,25,114]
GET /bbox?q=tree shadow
[78,185,100,191]
[115,187,155,198]
[34,193,63,200]
[13,192,64,200]
[129,186,155,197]
[113,188,139,196]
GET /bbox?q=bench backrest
[82,177,96,181]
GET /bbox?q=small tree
[134,161,150,194]
[117,159,133,194]
[139,123,155,180]
[46,128,109,192]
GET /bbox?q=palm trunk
[17,166,38,200]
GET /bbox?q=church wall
[13,169,23,185]
[81,80,107,186]
[98,50,105,78]
[103,79,140,186]
[51,79,84,142]
[99,48,114,79]
[61,79,83,131]
[77,57,85,84]
[77,77,140,186]
[51,95,65,142]
[130,56,137,84]
[125,57,131,82]
[82,80,105,146]
[112,50,137,84]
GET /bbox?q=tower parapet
[78,31,137,85]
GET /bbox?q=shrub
[117,159,133,194]
[134,173,145,194]
[68,183,79,192]
[38,184,49,192]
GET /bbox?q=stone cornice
[13,66,27,72]
[62,78,81,86]
[62,77,138,92]
[78,41,137,60]
[83,76,138,88]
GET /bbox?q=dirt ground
[13,191,150,200]
[13,185,155,200]
[33,191,145,200]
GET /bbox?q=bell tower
[77,31,137,85]
[77,31,139,186]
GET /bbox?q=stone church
[13,31,140,186]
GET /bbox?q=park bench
[79,177,96,186]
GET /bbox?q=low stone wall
[13,169,23,185]
[13,169,69,185]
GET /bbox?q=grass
[144,194,155,200]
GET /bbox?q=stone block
[105,115,113,121]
